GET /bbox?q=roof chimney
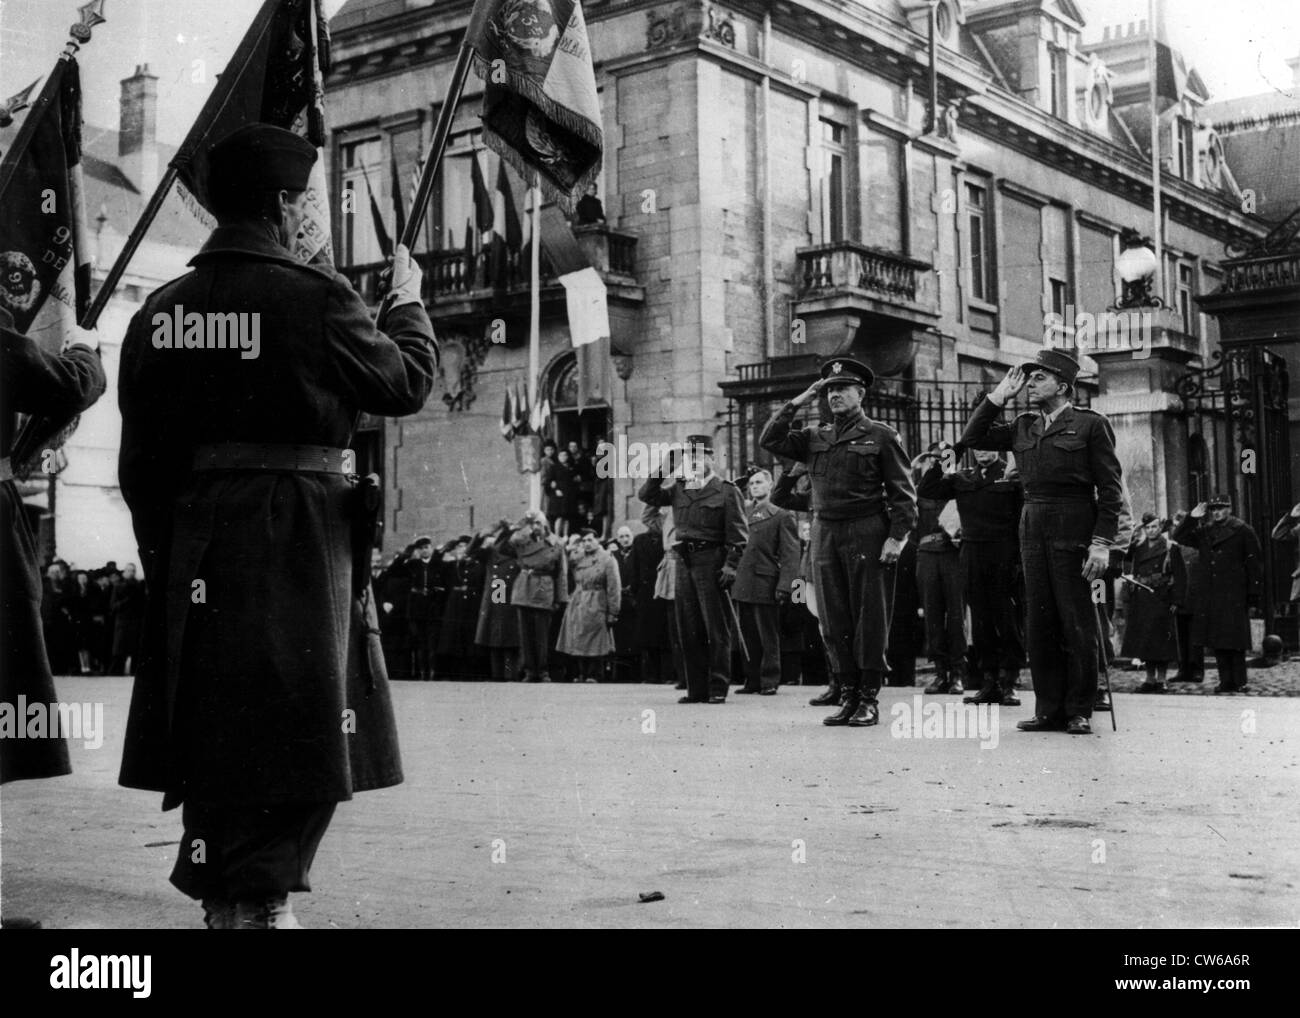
[119,64,158,194]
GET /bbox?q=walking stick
[1093,600,1118,731]
[724,589,750,662]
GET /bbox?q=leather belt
[193,443,353,474]
[0,456,12,483]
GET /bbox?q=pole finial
[67,0,108,51]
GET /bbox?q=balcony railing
[796,241,932,304]
[341,225,640,306]
[1221,252,1300,294]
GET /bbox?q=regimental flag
[1152,0,1186,112]
[467,0,603,215]
[0,57,91,472]
[172,0,334,264]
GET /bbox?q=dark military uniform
[732,497,800,694]
[1,308,106,782]
[761,360,917,720]
[404,552,441,681]
[1172,506,1261,692]
[918,457,1024,702]
[638,454,749,703]
[912,480,967,691]
[961,385,1124,725]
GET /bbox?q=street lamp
[1113,228,1163,309]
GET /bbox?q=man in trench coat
[116,125,437,929]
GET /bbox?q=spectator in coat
[544,449,577,536]
[503,510,568,682]
[609,525,638,681]
[472,521,521,681]
[733,470,800,695]
[557,529,622,682]
[1172,495,1262,693]
[1168,510,1204,683]
[627,506,673,683]
[403,537,440,680]
[109,563,147,676]
[910,448,968,695]
[1121,512,1179,693]
[67,571,97,675]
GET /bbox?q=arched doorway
[543,352,612,457]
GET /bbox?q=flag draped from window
[0,57,91,473]
[172,0,334,264]
[467,0,603,215]
[359,164,393,258]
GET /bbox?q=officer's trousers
[737,600,782,692]
[812,514,895,687]
[171,801,336,901]
[1020,502,1099,720]
[515,606,552,676]
[674,546,731,700]
[963,538,1024,676]
[916,547,966,668]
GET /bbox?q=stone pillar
[1088,310,1199,519]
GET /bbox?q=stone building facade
[326,0,1270,550]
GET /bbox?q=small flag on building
[467,0,603,215]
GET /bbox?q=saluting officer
[961,350,1124,735]
[638,435,749,704]
[760,358,917,728]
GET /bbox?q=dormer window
[1175,116,1195,180]
[935,1,953,42]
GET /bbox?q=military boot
[809,676,840,706]
[963,671,1000,704]
[951,658,972,692]
[823,673,860,726]
[848,672,881,726]
[233,896,302,930]
[923,663,950,694]
[998,669,1021,707]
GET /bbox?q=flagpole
[528,172,542,513]
[1148,0,1163,302]
[378,0,495,329]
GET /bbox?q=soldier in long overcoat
[472,521,521,680]
[1,308,105,783]
[1172,496,1262,693]
[116,125,437,928]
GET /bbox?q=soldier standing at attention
[961,351,1124,735]
[405,536,439,680]
[760,359,917,728]
[116,124,437,928]
[638,435,749,704]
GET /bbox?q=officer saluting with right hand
[760,358,917,727]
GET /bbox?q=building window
[339,137,384,266]
[1176,117,1195,181]
[1049,47,1069,119]
[965,182,991,302]
[1176,262,1195,335]
[819,119,847,245]
[1050,277,1068,317]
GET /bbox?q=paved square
[2,677,1296,928]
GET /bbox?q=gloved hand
[64,324,99,352]
[388,244,423,309]
[718,565,736,591]
[1082,543,1110,581]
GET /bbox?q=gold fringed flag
[468,0,603,215]
[0,57,92,474]
[172,0,333,264]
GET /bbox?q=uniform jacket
[960,397,1124,544]
[437,555,484,658]
[1,309,105,783]
[1270,513,1300,603]
[504,530,568,610]
[916,459,1021,543]
[556,547,621,657]
[1171,514,1262,650]
[638,472,749,568]
[760,404,917,539]
[402,557,442,622]
[473,530,521,648]
[116,223,436,808]
[625,528,668,649]
[733,499,800,604]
